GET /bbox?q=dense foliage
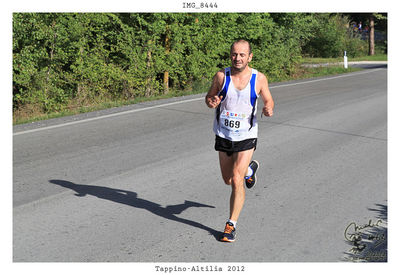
[13,13,381,115]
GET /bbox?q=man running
[205,39,274,242]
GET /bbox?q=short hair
[230,39,252,54]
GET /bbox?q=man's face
[230,42,253,72]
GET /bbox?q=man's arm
[205,70,224,109]
[257,72,274,116]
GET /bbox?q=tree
[345,13,387,56]
[369,14,375,55]
[15,13,374,118]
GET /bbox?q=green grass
[349,54,387,61]
[13,92,198,125]
[301,57,343,64]
[13,84,213,125]
[301,54,387,64]
[12,64,366,125]
[294,66,362,79]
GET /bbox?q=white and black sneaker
[245,160,259,189]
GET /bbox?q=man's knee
[221,173,240,186]
[222,176,233,185]
[231,174,244,189]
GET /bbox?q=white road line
[13,68,384,136]
[269,68,383,89]
[13,97,202,136]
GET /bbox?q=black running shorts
[214,135,257,156]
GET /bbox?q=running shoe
[220,222,236,243]
[245,160,259,189]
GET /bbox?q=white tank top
[213,67,259,141]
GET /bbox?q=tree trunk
[163,70,169,93]
[145,40,152,97]
[369,15,375,56]
[163,27,170,94]
[44,21,57,110]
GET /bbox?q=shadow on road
[49,179,221,240]
[351,64,387,69]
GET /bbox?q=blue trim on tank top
[250,72,257,107]
[219,68,230,101]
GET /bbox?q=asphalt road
[13,67,387,262]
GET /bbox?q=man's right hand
[206,95,223,109]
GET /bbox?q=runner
[205,39,274,242]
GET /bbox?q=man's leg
[219,148,255,221]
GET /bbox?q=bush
[301,14,369,58]
[345,38,369,57]
[13,13,377,116]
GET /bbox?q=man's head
[230,39,252,55]
[230,39,253,72]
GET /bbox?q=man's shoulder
[256,70,267,79]
[256,71,268,83]
[214,69,226,81]
[216,68,226,75]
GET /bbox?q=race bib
[219,110,249,138]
